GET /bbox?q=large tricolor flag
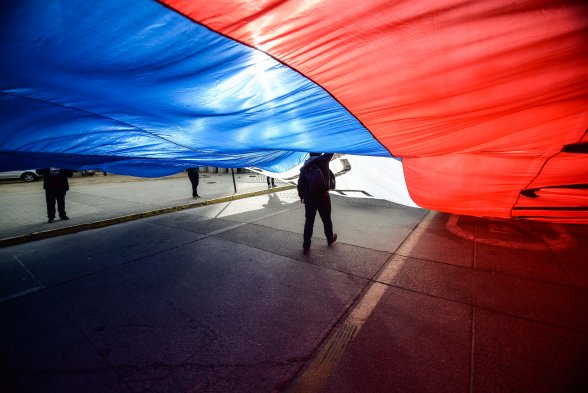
[1,0,587,222]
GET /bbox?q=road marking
[0,255,45,303]
[0,286,44,303]
[285,211,433,393]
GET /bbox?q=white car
[0,169,41,182]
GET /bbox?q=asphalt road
[1,174,587,393]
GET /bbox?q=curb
[0,184,296,248]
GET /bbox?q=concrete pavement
[0,174,587,392]
[0,171,290,245]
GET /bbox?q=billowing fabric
[1,0,587,222]
[255,155,418,208]
[0,0,388,175]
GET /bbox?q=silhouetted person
[267,176,275,187]
[36,167,73,223]
[297,153,337,255]
[187,167,200,198]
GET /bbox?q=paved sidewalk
[0,171,290,245]
[0,175,587,393]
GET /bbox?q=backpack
[304,163,329,195]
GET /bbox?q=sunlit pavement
[0,172,285,243]
[0,176,587,392]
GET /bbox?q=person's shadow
[263,192,286,208]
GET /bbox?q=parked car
[0,169,41,182]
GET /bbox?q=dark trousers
[188,172,199,197]
[303,192,334,249]
[46,190,67,219]
[267,176,275,186]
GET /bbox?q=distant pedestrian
[187,167,200,198]
[297,153,337,255]
[36,167,74,223]
[267,176,275,187]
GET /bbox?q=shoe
[47,218,55,223]
[328,234,337,246]
[60,216,69,220]
[303,247,310,255]
[193,195,200,199]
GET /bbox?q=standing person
[36,167,73,223]
[267,176,275,187]
[297,153,337,255]
[187,167,200,198]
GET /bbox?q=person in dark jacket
[297,153,337,255]
[36,167,74,223]
[187,167,200,198]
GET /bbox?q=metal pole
[231,168,237,193]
